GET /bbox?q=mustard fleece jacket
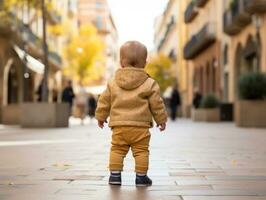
[95,67,168,128]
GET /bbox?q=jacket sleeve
[95,83,111,121]
[148,81,168,125]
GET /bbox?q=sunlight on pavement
[69,116,97,126]
[0,139,85,147]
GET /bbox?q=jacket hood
[115,67,149,90]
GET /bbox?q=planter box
[235,100,266,128]
[192,108,220,122]
[182,105,191,118]
[21,103,70,128]
[2,104,21,125]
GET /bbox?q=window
[223,45,228,65]
[96,2,103,9]
[96,16,103,29]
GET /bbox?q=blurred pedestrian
[170,85,181,121]
[76,87,87,124]
[52,88,58,103]
[62,80,75,108]
[88,94,97,119]
[193,90,202,109]
[36,79,47,102]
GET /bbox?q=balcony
[15,21,43,56]
[47,11,61,25]
[184,23,216,60]
[158,16,176,51]
[223,0,251,35]
[49,51,62,68]
[244,0,266,14]
[196,0,210,7]
[184,1,198,23]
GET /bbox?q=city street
[0,119,266,199]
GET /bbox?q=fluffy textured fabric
[96,67,168,128]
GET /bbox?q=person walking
[76,87,87,124]
[62,81,75,113]
[36,79,46,102]
[88,94,97,119]
[170,85,181,121]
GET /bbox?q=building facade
[183,0,223,107]
[154,0,178,61]
[223,0,266,102]
[77,0,119,82]
[155,0,266,118]
[0,0,72,124]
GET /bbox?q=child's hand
[98,120,107,129]
[157,123,166,132]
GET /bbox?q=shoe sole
[136,184,152,187]
[109,182,121,185]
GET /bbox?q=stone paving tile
[205,176,266,181]
[0,120,266,199]
[176,180,266,186]
[183,197,266,200]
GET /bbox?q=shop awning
[13,45,44,74]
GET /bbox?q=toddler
[96,41,167,186]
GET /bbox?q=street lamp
[41,0,49,102]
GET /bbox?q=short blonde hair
[120,41,148,68]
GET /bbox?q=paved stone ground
[0,119,266,200]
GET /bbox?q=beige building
[155,0,224,116]
[77,0,119,82]
[183,0,223,106]
[223,0,266,102]
[154,0,179,84]
[154,0,178,62]
[155,0,266,118]
[154,0,191,117]
[0,1,73,124]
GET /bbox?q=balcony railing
[158,16,176,51]
[49,51,62,67]
[223,0,251,35]
[20,24,42,48]
[244,0,266,14]
[184,1,198,23]
[184,22,216,60]
[196,0,210,7]
[1,12,62,69]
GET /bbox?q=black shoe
[135,175,152,187]
[109,172,121,185]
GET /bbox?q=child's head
[120,41,148,68]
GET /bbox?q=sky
[107,0,168,51]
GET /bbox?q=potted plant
[192,93,220,122]
[235,72,266,127]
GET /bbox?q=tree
[64,24,105,86]
[2,0,54,26]
[146,54,175,92]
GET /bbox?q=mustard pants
[109,126,151,174]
